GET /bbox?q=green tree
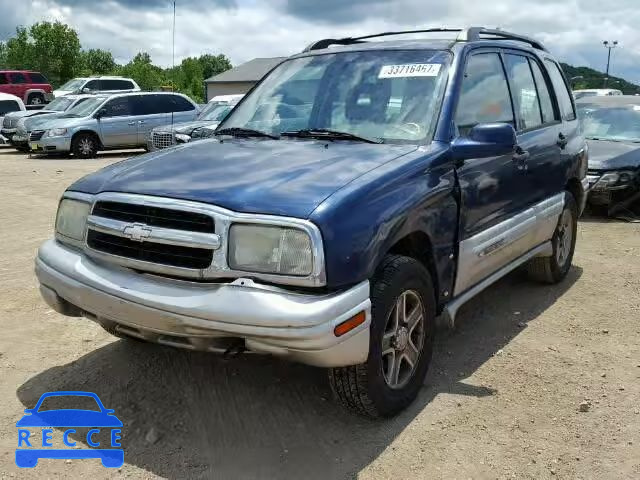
[4,21,81,86]
[197,53,232,80]
[117,52,166,91]
[176,57,204,102]
[80,48,116,75]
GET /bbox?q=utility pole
[603,40,618,88]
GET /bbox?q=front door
[129,94,169,145]
[96,97,138,147]
[453,50,535,295]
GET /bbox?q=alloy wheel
[381,290,425,389]
[556,209,574,267]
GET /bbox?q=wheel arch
[71,129,103,149]
[383,231,441,312]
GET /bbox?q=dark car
[576,95,640,215]
[36,27,588,417]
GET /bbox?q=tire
[527,191,578,284]
[71,132,99,159]
[328,255,436,418]
[27,93,44,106]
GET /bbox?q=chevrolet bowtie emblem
[122,223,152,242]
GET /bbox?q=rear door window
[101,79,135,91]
[455,52,515,134]
[129,95,160,115]
[528,60,557,124]
[9,72,27,84]
[0,100,21,114]
[504,54,542,130]
[544,60,576,121]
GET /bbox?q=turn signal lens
[334,311,366,337]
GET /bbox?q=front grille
[29,130,45,141]
[92,201,214,233]
[87,230,213,269]
[151,131,175,149]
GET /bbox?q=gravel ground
[0,148,638,480]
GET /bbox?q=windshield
[219,50,450,143]
[199,104,233,121]
[578,104,640,142]
[65,96,108,117]
[45,96,75,112]
[58,78,86,91]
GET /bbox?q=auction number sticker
[378,63,441,78]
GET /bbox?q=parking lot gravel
[0,148,638,479]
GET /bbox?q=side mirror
[451,123,516,161]
[95,108,107,119]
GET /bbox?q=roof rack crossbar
[303,26,547,53]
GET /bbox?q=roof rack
[303,27,548,53]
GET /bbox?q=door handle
[512,146,530,171]
[557,133,568,149]
[127,121,136,126]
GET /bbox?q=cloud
[1,0,639,83]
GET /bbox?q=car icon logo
[16,391,123,468]
[122,223,152,242]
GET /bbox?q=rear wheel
[71,133,98,159]
[527,191,578,283]
[27,93,44,106]
[328,255,436,417]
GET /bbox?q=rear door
[96,96,137,147]
[453,50,534,295]
[132,95,169,144]
[543,59,582,197]
[502,52,563,206]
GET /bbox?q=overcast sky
[1,0,638,83]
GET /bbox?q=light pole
[603,40,618,87]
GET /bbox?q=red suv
[0,71,53,106]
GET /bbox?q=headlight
[598,170,636,189]
[175,133,191,143]
[55,198,91,242]
[228,224,313,276]
[46,128,67,137]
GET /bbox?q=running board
[441,241,553,328]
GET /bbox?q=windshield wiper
[281,129,383,144]
[214,127,279,139]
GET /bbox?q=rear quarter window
[28,72,49,84]
[169,95,196,112]
[0,73,8,85]
[544,60,576,121]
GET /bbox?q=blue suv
[35,28,588,417]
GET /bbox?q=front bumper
[1,128,16,142]
[30,135,72,153]
[36,239,371,367]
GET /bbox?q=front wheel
[328,255,436,417]
[527,191,578,283]
[71,133,98,159]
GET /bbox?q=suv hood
[70,139,417,218]
[154,120,215,135]
[587,139,640,170]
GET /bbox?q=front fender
[310,144,458,303]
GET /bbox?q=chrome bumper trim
[36,239,371,367]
